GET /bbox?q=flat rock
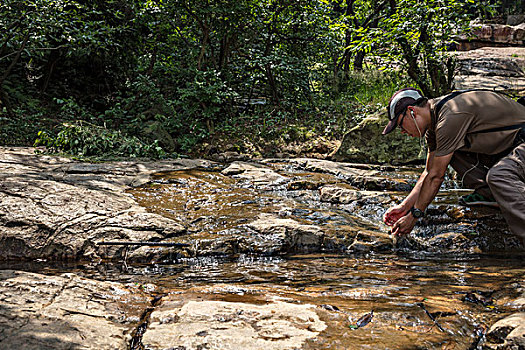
[0,270,152,350]
[0,147,218,261]
[142,298,326,350]
[245,213,324,254]
[453,47,525,95]
[222,161,288,187]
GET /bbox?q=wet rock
[509,285,525,309]
[426,232,469,250]
[141,298,326,350]
[483,313,525,349]
[222,161,289,187]
[0,147,218,261]
[323,227,393,253]
[190,235,241,257]
[0,270,151,350]
[245,214,324,254]
[285,158,416,191]
[319,185,362,204]
[287,179,322,191]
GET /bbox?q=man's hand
[383,204,408,226]
[391,213,417,237]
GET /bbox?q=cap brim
[382,117,398,135]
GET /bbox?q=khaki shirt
[426,91,525,157]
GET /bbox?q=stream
[3,159,523,349]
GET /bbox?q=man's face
[398,108,419,137]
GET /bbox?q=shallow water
[3,253,523,349]
[125,167,523,349]
[4,166,523,349]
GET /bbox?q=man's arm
[384,150,435,226]
[391,152,453,237]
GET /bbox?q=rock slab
[0,270,152,350]
[142,298,326,350]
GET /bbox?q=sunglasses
[398,110,409,132]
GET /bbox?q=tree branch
[0,31,30,86]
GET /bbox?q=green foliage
[0,0,504,158]
[352,0,493,96]
[34,122,166,159]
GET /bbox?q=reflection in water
[1,254,523,349]
[3,168,523,349]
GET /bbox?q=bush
[34,121,167,159]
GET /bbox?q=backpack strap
[434,89,525,135]
[434,89,488,116]
[473,123,525,134]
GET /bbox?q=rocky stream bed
[0,147,524,350]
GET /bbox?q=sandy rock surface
[0,270,152,350]
[142,298,326,350]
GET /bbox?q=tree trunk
[40,53,60,94]
[0,31,30,118]
[219,36,230,70]
[0,31,30,86]
[263,28,280,104]
[397,37,431,97]
[353,50,365,71]
[146,45,157,76]
[197,26,209,70]
[265,63,280,105]
[332,53,339,95]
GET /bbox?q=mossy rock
[332,110,423,165]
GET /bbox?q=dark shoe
[459,192,498,207]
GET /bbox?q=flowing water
[4,253,523,349]
[4,165,524,349]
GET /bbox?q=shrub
[34,121,167,159]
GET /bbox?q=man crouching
[382,88,525,239]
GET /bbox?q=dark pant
[450,151,499,199]
[487,143,525,238]
[450,145,525,238]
